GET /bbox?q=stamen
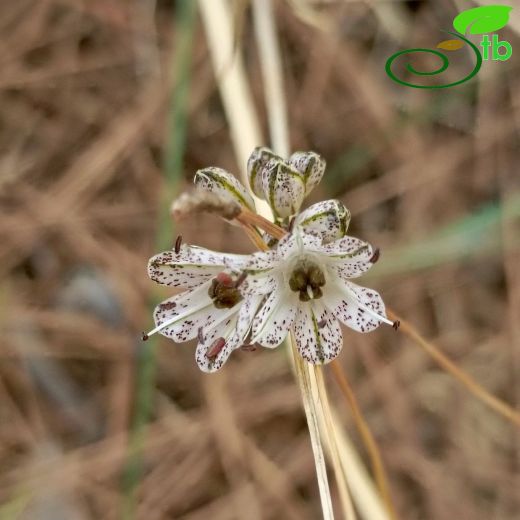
[357,301,394,327]
[145,300,211,338]
[317,319,327,329]
[175,235,183,254]
[369,248,380,264]
[198,327,205,343]
[206,337,226,359]
[241,344,257,352]
[141,332,149,341]
[288,216,296,232]
[345,287,394,327]
[392,320,401,331]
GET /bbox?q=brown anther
[174,235,183,254]
[308,265,325,287]
[206,337,226,359]
[299,290,311,302]
[392,320,400,331]
[197,327,205,343]
[289,270,307,292]
[369,248,380,264]
[312,286,323,299]
[141,332,149,341]
[317,319,327,329]
[240,344,257,352]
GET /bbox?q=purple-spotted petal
[152,281,241,342]
[295,200,351,244]
[315,235,373,259]
[194,166,256,211]
[252,289,297,348]
[289,151,326,195]
[195,319,242,373]
[293,302,342,364]
[275,231,321,260]
[148,245,247,288]
[322,279,389,333]
[235,294,263,339]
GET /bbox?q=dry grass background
[1,0,519,518]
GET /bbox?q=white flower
[146,244,262,372]
[242,229,392,364]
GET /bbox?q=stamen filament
[345,288,394,327]
[145,300,212,338]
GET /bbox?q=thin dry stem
[314,366,357,520]
[291,334,335,520]
[388,310,520,427]
[331,361,398,520]
[237,207,286,239]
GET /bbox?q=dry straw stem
[314,366,357,520]
[291,335,335,519]
[330,362,397,520]
[388,310,520,428]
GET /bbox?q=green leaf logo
[453,5,513,35]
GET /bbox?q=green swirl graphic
[385,32,482,89]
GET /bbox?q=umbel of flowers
[145,148,396,372]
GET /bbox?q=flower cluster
[145,147,395,372]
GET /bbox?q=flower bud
[295,199,351,243]
[289,151,326,195]
[261,159,305,219]
[194,167,255,212]
[247,146,283,199]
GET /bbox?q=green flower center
[288,259,325,302]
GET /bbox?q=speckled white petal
[293,302,342,364]
[195,318,242,373]
[252,289,297,348]
[289,151,326,195]
[325,242,373,280]
[275,231,320,260]
[262,160,305,218]
[164,301,240,343]
[295,200,351,244]
[322,278,389,333]
[247,146,283,199]
[240,250,279,295]
[315,235,372,257]
[235,294,263,339]
[152,283,214,337]
[148,245,247,288]
[194,166,256,211]
[241,271,279,296]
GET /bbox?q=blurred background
[1,0,519,518]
